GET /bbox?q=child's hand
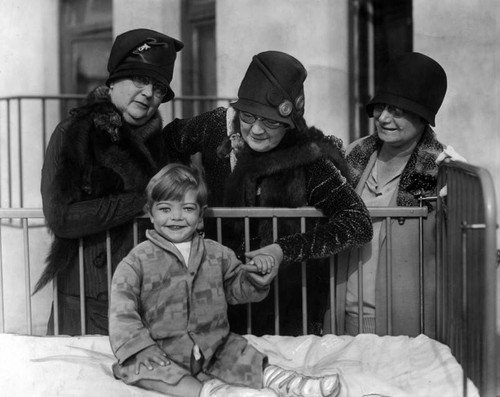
[242,253,275,275]
[240,243,283,286]
[133,344,170,375]
[244,263,280,286]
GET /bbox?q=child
[109,163,341,397]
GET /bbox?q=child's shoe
[200,378,278,397]
[263,365,341,397]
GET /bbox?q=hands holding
[240,243,284,286]
[133,344,170,375]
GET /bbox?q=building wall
[216,0,350,143]
[414,0,500,245]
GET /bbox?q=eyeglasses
[372,104,407,119]
[239,111,284,129]
[131,76,168,98]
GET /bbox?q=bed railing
[0,160,497,396]
[0,206,428,337]
[436,160,498,397]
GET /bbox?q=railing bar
[216,218,222,243]
[106,230,112,302]
[328,255,336,334]
[461,223,468,397]
[22,218,32,334]
[418,199,425,334]
[386,216,392,335]
[133,219,139,247]
[273,217,280,335]
[0,221,4,332]
[79,239,86,335]
[17,99,23,207]
[244,217,251,334]
[42,99,47,157]
[0,207,427,219]
[53,277,59,335]
[357,246,363,334]
[205,207,427,218]
[300,217,307,335]
[7,99,12,208]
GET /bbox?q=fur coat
[164,106,373,265]
[35,87,170,311]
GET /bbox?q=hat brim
[106,65,175,103]
[366,92,436,126]
[231,98,294,128]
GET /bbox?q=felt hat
[106,28,184,102]
[366,52,447,126]
[232,51,307,128]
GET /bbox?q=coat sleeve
[277,158,373,264]
[41,123,146,239]
[220,245,270,305]
[109,257,156,364]
[163,107,228,160]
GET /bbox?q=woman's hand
[240,243,283,286]
[436,145,467,165]
[133,344,170,375]
[242,253,275,275]
[436,146,468,197]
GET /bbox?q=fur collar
[347,126,444,208]
[224,126,348,207]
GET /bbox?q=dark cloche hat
[366,52,447,126]
[232,51,307,128]
[106,28,184,102]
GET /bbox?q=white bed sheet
[0,333,478,397]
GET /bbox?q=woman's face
[239,111,288,152]
[373,104,426,150]
[109,78,163,126]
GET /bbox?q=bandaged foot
[263,365,341,397]
[200,378,278,397]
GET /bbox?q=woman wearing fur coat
[33,29,183,335]
[164,51,373,336]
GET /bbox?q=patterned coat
[35,86,173,335]
[109,229,269,387]
[164,107,373,335]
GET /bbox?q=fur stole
[347,126,444,209]
[222,127,348,251]
[224,126,348,208]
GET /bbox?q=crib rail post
[436,161,497,397]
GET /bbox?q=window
[59,0,112,111]
[349,0,413,141]
[181,0,217,116]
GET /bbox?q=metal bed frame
[0,161,497,396]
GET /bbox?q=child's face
[149,189,204,243]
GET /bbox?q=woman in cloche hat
[325,52,466,337]
[164,50,373,337]
[34,29,183,335]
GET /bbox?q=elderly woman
[34,29,183,335]
[164,51,373,336]
[327,52,463,337]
